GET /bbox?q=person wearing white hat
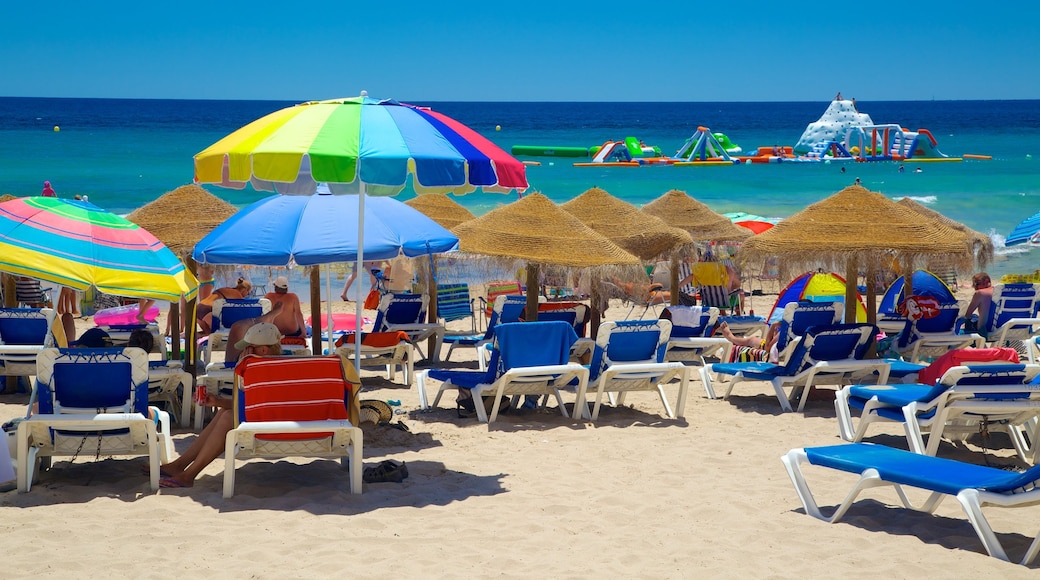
[157,322,283,488]
[265,274,306,340]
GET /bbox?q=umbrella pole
[310,267,322,356]
[354,187,366,372]
[845,256,858,323]
[325,264,335,356]
[425,258,439,356]
[525,263,540,322]
[865,262,877,325]
[670,254,680,306]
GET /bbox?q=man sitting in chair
[157,322,283,488]
[264,276,307,340]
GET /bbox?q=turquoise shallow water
[1,97,1038,282]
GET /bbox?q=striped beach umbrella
[194,95,528,196]
[0,196,197,302]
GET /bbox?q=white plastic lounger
[781,442,1040,565]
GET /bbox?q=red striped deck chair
[225,355,363,497]
[482,280,523,320]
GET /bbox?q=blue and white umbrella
[193,188,458,354]
[1006,211,1040,247]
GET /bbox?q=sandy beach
[1,288,1038,578]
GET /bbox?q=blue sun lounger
[781,442,1040,565]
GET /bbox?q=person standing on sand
[157,322,283,488]
[264,276,306,339]
[41,181,56,197]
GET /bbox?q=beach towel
[917,347,1020,386]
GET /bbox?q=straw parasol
[561,187,694,335]
[127,184,240,257]
[641,189,751,305]
[641,189,753,242]
[740,184,974,322]
[0,194,18,204]
[452,192,641,320]
[561,187,693,259]
[897,197,994,268]
[404,195,477,231]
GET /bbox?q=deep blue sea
[2,97,1038,280]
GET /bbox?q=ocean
[1,97,1038,282]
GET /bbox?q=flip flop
[159,477,190,488]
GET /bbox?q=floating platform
[511,145,590,157]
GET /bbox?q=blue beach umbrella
[1006,210,1040,247]
[193,189,458,354]
[193,191,458,266]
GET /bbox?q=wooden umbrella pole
[845,256,858,323]
[425,258,439,357]
[865,261,877,325]
[525,263,540,322]
[670,254,680,306]
[589,278,602,340]
[309,267,322,356]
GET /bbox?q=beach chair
[203,298,271,365]
[661,306,732,397]
[417,321,589,423]
[835,350,1040,460]
[224,355,362,498]
[335,330,414,386]
[773,301,843,358]
[984,283,1040,363]
[17,347,173,492]
[573,319,688,420]
[440,294,530,372]
[690,262,738,314]
[436,283,477,334]
[373,293,444,363]
[781,442,1040,565]
[891,302,984,363]
[703,323,888,412]
[147,360,194,428]
[479,280,523,322]
[0,307,56,384]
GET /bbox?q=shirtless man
[264,276,307,339]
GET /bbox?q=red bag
[363,289,381,310]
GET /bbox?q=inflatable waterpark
[783,96,983,163]
[569,127,743,167]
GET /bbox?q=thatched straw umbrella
[897,197,994,269]
[127,184,241,365]
[641,189,752,305]
[127,184,240,256]
[404,195,476,231]
[0,194,18,204]
[561,187,694,335]
[740,185,974,322]
[452,193,641,321]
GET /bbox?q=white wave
[991,229,1036,256]
[892,195,937,204]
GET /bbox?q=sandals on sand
[363,459,408,484]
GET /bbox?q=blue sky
[4,1,1039,102]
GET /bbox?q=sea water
[1,97,1038,287]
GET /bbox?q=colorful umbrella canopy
[1006,210,1040,247]
[0,197,197,302]
[193,190,459,266]
[193,95,528,196]
[769,271,867,324]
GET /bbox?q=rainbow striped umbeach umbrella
[194,95,528,196]
[0,197,197,302]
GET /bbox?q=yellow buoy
[495,125,501,131]
[53,126,60,132]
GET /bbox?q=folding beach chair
[17,347,173,492]
[335,331,414,386]
[436,283,477,334]
[660,306,731,397]
[225,355,362,497]
[704,323,889,412]
[890,302,983,363]
[418,321,589,423]
[480,280,523,322]
[440,294,530,373]
[835,350,1040,460]
[573,319,688,421]
[984,283,1040,363]
[0,307,57,384]
[203,298,271,365]
[372,292,444,363]
[782,442,1040,565]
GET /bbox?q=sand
[1,288,1038,578]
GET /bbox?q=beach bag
[363,289,381,310]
